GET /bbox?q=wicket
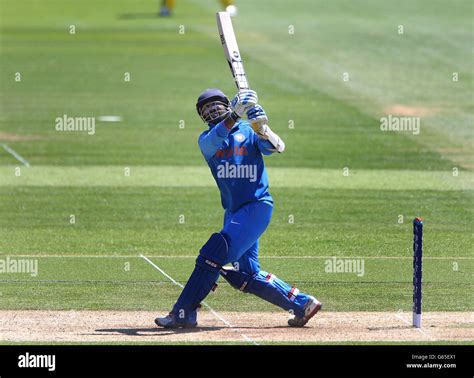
[412,217,423,328]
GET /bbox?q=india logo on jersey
[234,132,245,142]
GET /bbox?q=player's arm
[199,90,258,160]
[247,105,285,154]
[198,119,234,160]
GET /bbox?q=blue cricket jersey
[198,120,275,213]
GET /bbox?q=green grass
[0,0,472,344]
[0,166,472,190]
[0,186,472,257]
[0,186,472,312]
[1,1,472,169]
[0,255,471,312]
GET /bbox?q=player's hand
[230,89,258,117]
[247,104,268,125]
[247,104,268,135]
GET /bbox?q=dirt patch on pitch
[0,132,42,142]
[1,311,472,344]
[384,105,438,117]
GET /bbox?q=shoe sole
[154,318,197,329]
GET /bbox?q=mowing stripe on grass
[139,254,259,345]
[97,116,122,122]
[4,254,473,260]
[0,166,471,190]
[1,280,469,286]
[1,144,30,167]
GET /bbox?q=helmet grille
[199,100,230,123]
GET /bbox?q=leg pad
[172,233,228,318]
[221,268,309,318]
[197,232,229,271]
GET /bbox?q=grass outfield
[1,0,472,169]
[0,0,472,344]
[0,254,472,312]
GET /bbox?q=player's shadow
[94,324,289,336]
[233,326,290,329]
[117,13,160,20]
[94,326,222,336]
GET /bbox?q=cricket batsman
[155,88,322,328]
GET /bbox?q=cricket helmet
[196,88,230,124]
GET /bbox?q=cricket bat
[216,12,285,152]
[216,12,249,90]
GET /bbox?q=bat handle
[251,120,266,131]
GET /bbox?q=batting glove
[230,89,258,118]
[247,105,285,153]
[247,104,268,130]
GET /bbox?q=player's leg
[221,254,318,321]
[222,266,321,324]
[232,240,260,274]
[155,202,272,328]
[221,229,321,326]
[155,232,227,328]
[221,201,274,263]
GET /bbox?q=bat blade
[216,11,249,90]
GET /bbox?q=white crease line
[1,144,30,167]
[139,254,259,345]
[395,313,436,341]
[140,254,183,288]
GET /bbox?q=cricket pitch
[1,311,472,344]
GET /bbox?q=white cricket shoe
[288,296,322,327]
[155,312,197,329]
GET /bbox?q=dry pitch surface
[1,311,472,344]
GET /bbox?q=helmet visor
[199,100,230,124]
